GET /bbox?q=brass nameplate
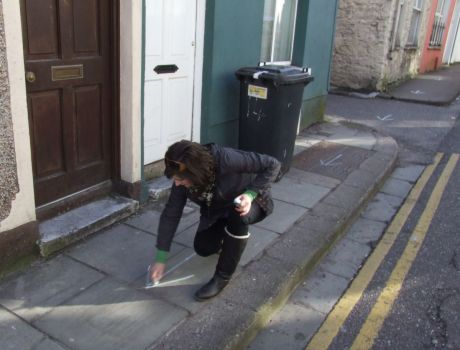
[51,64,83,81]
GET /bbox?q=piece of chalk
[234,197,242,205]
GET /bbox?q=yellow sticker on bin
[248,84,268,99]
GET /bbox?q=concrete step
[147,176,172,200]
[38,195,139,257]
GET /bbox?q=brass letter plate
[51,64,84,81]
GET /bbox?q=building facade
[331,0,433,91]
[0,0,338,271]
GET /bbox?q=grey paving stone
[33,278,188,350]
[0,308,66,350]
[303,122,359,141]
[124,209,161,234]
[380,177,413,198]
[264,225,329,272]
[320,238,371,279]
[284,167,340,189]
[240,226,279,266]
[291,268,350,314]
[67,224,186,283]
[361,192,404,223]
[333,130,376,150]
[343,168,376,190]
[0,255,104,321]
[34,337,68,350]
[322,183,366,210]
[271,176,330,208]
[247,302,324,350]
[255,199,308,234]
[125,206,200,235]
[152,297,256,350]
[360,153,395,177]
[392,165,425,182]
[140,253,218,313]
[373,135,398,156]
[346,217,387,245]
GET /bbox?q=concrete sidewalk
[388,63,460,106]
[0,120,398,350]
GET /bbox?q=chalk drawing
[376,114,393,121]
[320,154,343,166]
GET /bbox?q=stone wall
[331,0,430,91]
[0,0,19,223]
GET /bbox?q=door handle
[25,71,36,83]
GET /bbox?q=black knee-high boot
[194,227,249,301]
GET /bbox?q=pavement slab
[0,308,67,350]
[284,167,340,189]
[33,278,188,350]
[66,224,187,283]
[140,253,217,313]
[345,217,387,245]
[271,176,330,208]
[320,237,371,279]
[254,199,308,234]
[380,177,413,198]
[0,255,104,321]
[392,165,425,182]
[246,302,323,350]
[291,267,350,314]
[361,192,405,223]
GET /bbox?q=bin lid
[235,64,314,86]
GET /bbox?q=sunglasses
[164,157,187,172]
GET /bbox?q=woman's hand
[150,262,165,283]
[234,194,252,216]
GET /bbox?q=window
[407,0,424,46]
[391,0,405,49]
[260,0,298,64]
[430,0,451,48]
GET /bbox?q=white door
[144,0,197,164]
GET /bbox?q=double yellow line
[306,152,459,350]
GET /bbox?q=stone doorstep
[38,195,139,257]
[147,176,172,200]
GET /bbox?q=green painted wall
[201,0,264,146]
[201,0,338,144]
[293,0,339,129]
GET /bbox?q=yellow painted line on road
[305,153,444,350]
[350,153,459,350]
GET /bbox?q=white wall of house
[443,0,460,63]
[1,1,36,231]
[120,0,143,184]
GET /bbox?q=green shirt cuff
[244,190,258,201]
[155,249,168,263]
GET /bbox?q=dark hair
[164,140,215,191]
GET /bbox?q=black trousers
[193,201,266,258]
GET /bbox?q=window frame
[391,0,406,49]
[260,0,299,65]
[406,0,424,46]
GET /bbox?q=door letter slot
[51,64,84,81]
[154,64,179,74]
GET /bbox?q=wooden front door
[21,0,114,207]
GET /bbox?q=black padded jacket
[156,144,281,252]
